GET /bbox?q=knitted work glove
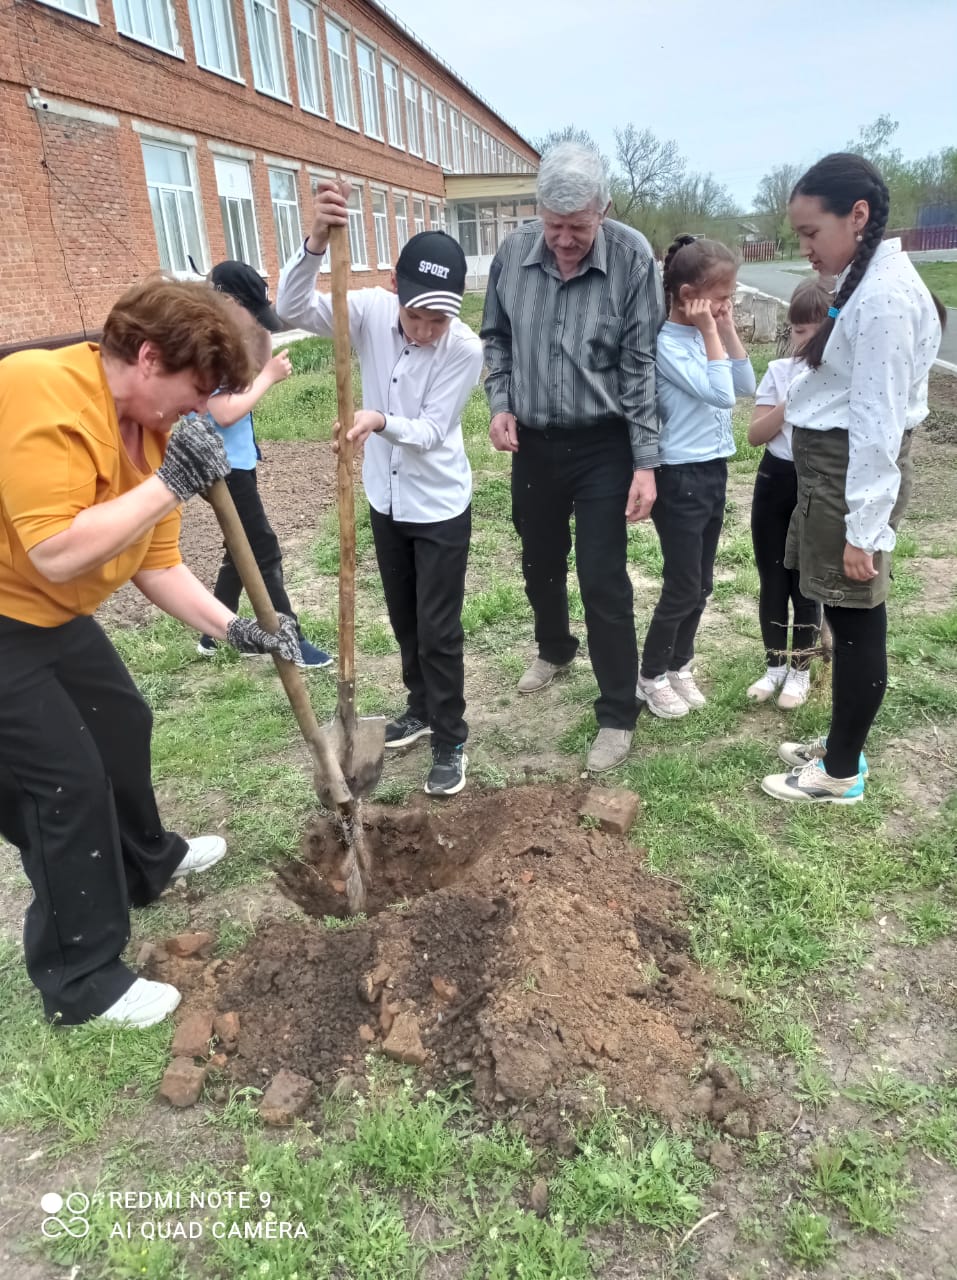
[226,614,301,663]
[156,417,231,502]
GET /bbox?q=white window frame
[371,187,391,268]
[214,155,263,270]
[325,18,357,129]
[461,115,471,171]
[355,39,382,140]
[436,97,450,170]
[289,0,326,116]
[381,58,403,149]
[308,172,334,272]
[421,87,436,164]
[449,107,461,172]
[346,184,368,268]
[393,193,409,250]
[188,0,240,80]
[412,197,425,237]
[141,139,207,275]
[113,0,181,55]
[428,200,439,230]
[472,122,480,170]
[402,73,421,157]
[269,167,302,269]
[245,0,289,100]
[36,0,99,23]
[481,131,489,171]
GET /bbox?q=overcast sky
[388,0,957,209]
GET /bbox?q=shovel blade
[322,714,386,800]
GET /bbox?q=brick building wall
[0,0,538,345]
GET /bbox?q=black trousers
[212,467,300,634]
[0,614,186,1024]
[823,603,887,778]
[641,460,727,680]
[750,452,821,668]
[370,505,470,747]
[511,423,637,731]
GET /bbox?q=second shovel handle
[329,222,356,690]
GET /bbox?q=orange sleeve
[139,506,183,571]
[0,360,102,552]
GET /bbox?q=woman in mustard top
[0,278,301,1028]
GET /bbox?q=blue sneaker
[778,735,868,777]
[761,758,865,805]
[296,639,334,670]
[424,744,467,797]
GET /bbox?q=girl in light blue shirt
[636,235,755,719]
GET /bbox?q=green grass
[459,290,485,334]
[914,261,957,308]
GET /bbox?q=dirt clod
[383,1012,428,1066]
[166,932,215,959]
[171,1011,214,1059]
[529,1178,550,1216]
[259,1069,313,1125]
[212,1011,240,1051]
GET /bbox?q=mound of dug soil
[164,784,749,1130]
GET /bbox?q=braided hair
[662,233,737,315]
[789,153,890,369]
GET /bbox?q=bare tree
[753,163,802,226]
[669,173,739,221]
[613,125,684,215]
[533,125,604,158]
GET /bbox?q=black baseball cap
[209,260,284,333]
[395,231,467,316]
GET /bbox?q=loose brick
[159,1058,208,1108]
[579,787,641,836]
[171,1011,214,1059]
[259,1070,314,1126]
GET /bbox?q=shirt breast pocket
[585,317,623,371]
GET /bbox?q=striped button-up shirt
[481,219,665,468]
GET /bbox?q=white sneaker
[97,978,181,1028]
[746,666,788,702]
[777,667,811,710]
[666,665,706,709]
[636,673,689,719]
[171,835,227,878]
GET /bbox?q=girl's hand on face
[713,300,736,334]
[682,297,718,333]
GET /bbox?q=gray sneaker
[517,656,573,694]
[586,728,633,773]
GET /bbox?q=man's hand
[844,542,878,582]
[489,412,519,452]
[331,411,385,453]
[156,417,231,502]
[305,179,351,256]
[264,351,292,386]
[625,468,656,523]
[226,613,301,663]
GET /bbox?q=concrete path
[738,256,956,364]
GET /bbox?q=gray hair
[536,142,609,215]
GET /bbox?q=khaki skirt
[785,426,914,609]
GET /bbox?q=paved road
[738,257,957,365]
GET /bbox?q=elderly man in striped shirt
[481,142,664,773]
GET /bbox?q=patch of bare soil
[147,784,750,1136]
[97,440,337,628]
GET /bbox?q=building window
[325,19,357,127]
[346,187,367,267]
[402,74,421,156]
[412,198,425,236]
[309,174,332,271]
[481,131,489,171]
[215,156,262,269]
[269,168,301,268]
[381,59,403,148]
[245,0,287,97]
[113,0,179,53]
[472,123,480,170]
[289,0,325,115]
[371,188,390,267]
[36,0,99,20]
[355,41,381,139]
[455,203,477,256]
[449,107,461,172]
[421,88,436,164]
[393,194,409,249]
[141,141,205,273]
[436,98,449,170]
[189,0,239,79]
[428,200,439,229]
[461,116,471,171]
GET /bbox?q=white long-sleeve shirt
[277,243,484,523]
[785,238,941,553]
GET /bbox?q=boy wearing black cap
[199,260,331,669]
[277,182,483,796]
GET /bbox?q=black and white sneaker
[196,635,217,657]
[385,712,432,750]
[424,744,467,797]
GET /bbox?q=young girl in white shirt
[746,280,829,709]
[761,154,942,805]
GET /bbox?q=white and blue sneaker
[778,735,868,777]
[761,758,865,805]
[296,639,334,670]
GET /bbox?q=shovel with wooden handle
[206,478,373,914]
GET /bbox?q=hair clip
[827,306,841,319]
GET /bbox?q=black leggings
[750,452,820,668]
[823,602,887,778]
